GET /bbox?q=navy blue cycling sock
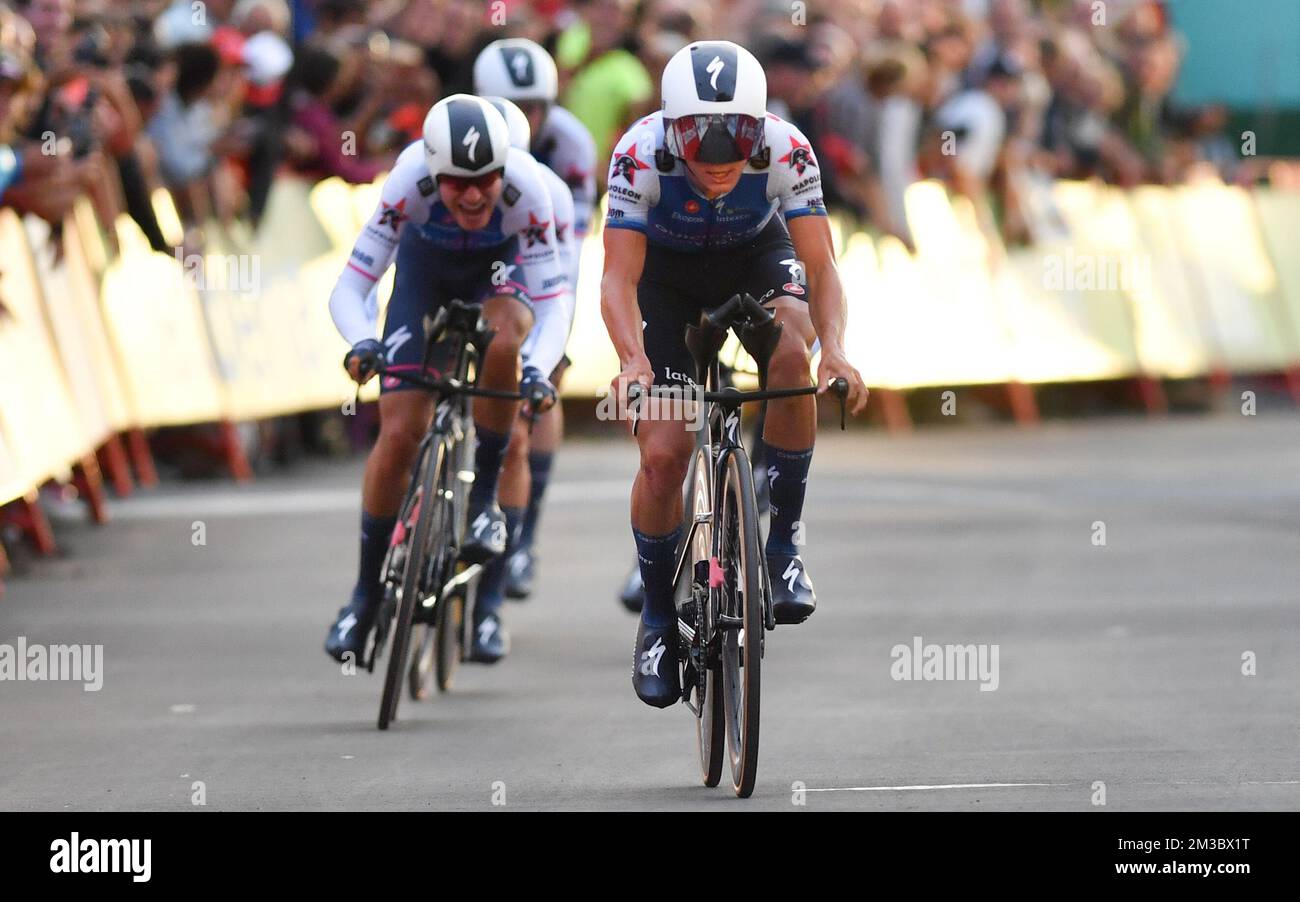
[634,525,683,629]
[517,450,553,550]
[468,426,510,504]
[475,506,523,618]
[353,511,397,603]
[764,446,813,556]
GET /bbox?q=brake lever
[830,377,849,431]
[628,382,645,437]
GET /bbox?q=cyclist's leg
[460,289,532,574]
[742,227,819,621]
[327,240,441,660]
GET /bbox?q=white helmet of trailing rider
[483,96,532,152]
[473,38,558,103]
[660,41,768,163]
[422,94,511,181]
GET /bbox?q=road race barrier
[4,177,1300,538]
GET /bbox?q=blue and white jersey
[533,104,597,238]
[328,142,573,377]
[604,111,827,252]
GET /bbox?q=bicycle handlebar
[371,363,528,401]
[627,377,849,435]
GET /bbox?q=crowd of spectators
[0,0,1276,262]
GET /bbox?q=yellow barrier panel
[24,217,113,450]
[0,209,93,487]
[894,181,1015,386]
[151,187,185,248]
[254,178,334,269]
[1126,186,1218,371]
[1168,183,1291,372]
[311,176,366,252]
[99,215,226,426]
[1249,189,1300,362]
[62,207,134,430]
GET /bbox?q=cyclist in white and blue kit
[324,95,573,666]
[601,42,869,707]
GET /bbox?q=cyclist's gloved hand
[344,338,385,385]
[520,365,556,416]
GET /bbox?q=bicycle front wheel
[379,439,449,729]
[718,447,763,797]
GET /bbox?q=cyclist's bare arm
[601,226,651,392]
[788,214,868,414]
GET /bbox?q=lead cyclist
[600,41,869,707]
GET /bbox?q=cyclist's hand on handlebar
[344,338,385,385]
[520,366,557,417]
[612,352,654,413]
[816,348,869,415]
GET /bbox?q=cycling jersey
[531,162,577,353]
[533,104,597,238]
[329,141,573,378]
[604,111,827,252]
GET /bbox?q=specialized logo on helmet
[522,211,550,247]
[690,43,737,101]
[610,143,650,186]
[499,46,535,87]
[778,135,817,175]
[378,198,407,231]
[447,98,494,171]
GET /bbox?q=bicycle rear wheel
[718,447,763,797]
[378,439,449,729]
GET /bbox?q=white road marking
[805,782,1071,793]
[807,780,1300,792]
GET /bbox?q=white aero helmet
[422,94,512,180]
[483,97,532,151]
[473,38,558,103]
[661,41,768,163]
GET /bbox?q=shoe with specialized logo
[324,592,379,663]
[766,552,816,624]
[468,610,509,664]
[461,498,507,564]
[504,547,534,600]
[632,618,680,708]
[618,562,645,614]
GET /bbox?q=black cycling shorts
[379,228,531,394]
[637,214,806,389]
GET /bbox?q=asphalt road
[2,413,1298,810]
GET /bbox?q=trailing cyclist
[474,38,598,600]
[600,41,869,707]
[324,95,572,667]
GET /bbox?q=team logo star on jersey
[522,211,550,247]
[556,222,568,242]
[610,144,650,186]
[378,198,408,231]
[778,136,817,175]
[562,164,588,191]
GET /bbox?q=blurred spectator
[557,0,653,173]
